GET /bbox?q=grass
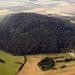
[56,61,75,68]
[48,53,75,68]
[0,50,75,75]
[0,50,24,75]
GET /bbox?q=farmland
[0,51,24,75]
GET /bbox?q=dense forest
[0,13,75,55]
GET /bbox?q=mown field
[18,53,75,75]
[26,53,75,68]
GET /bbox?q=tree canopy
[0,13,75,55]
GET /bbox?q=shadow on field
[0,58,5,63]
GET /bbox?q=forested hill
[0,13,75,55]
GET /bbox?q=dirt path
[17,55,75,75]
[17,55,45,75]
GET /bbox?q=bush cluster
[64,58,72,62]
[38,57,55,71]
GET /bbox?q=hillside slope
[0,13,75,55]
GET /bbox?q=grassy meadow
[0,51,24,75]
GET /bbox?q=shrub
[0,58,5,63]
[38,57,55,71]
[64,58,72,62]
[61,65,66,68]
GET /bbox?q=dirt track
[17,55,75,75]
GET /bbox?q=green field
[0,50,75,75]
[0,51,24,75]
